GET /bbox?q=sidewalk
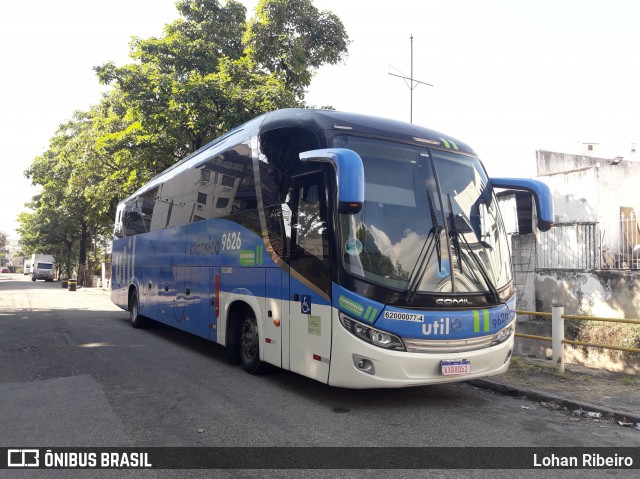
[469,355,640,426]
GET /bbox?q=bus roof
[259,109,477,157]
[122,108,477,203]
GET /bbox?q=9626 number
[222,232,242,250]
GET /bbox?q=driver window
[289,171,331,295]
[294,183,326,259]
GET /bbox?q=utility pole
[389,35,433,123]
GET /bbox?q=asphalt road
[0,273,637,478]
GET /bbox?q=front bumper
[328,313,514,389]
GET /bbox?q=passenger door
[287,171,333,383]
[263,269,283,368]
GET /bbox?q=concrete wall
[536,149,640,225]
[537,149,602,176]
[534,269,640,319]
[510,232,640,371]
[538,167,599,223]
[513,320,552,359]
[511,268,640,371]
[508,151,640,370]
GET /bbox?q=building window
[197,192,207,205]
[216,197,229,208]
[221,175,236,187]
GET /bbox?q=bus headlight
[491,322,515,347]
[339,312,405,351]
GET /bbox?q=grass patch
[565,320,640,362]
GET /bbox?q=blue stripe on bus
[375,295,517,340]
[332,284,383,324]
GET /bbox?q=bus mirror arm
[489,177,555,232]
[299,148,365,215]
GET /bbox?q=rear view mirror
[490,177,554,231]
[299,148,365,214]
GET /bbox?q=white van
[30,254,55,282]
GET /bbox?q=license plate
[441,359,471,376]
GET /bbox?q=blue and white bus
[111,109,553,388]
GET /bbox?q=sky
[1,0,639,241]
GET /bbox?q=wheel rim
[240,317,258,361]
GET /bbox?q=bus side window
[187,141,260,233]
[258,125,325,264]
[262,201,290,260]
[291,173,329,261]
[292,179,328,260]
[114,209,124,239]
[288,171,331,295]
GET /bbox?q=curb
[468,378,640,425]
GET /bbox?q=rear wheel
[129,291,148,328]
[239,310,264,374]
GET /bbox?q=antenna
[388,35,433,123]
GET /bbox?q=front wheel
[239,311,264,374]
[129,291,148,328]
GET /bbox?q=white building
[536,149,640,269]
[502,148,640,321]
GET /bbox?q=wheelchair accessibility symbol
[301,295,312,315]
[436,260,451,278]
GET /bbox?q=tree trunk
[78,221,88,286]
[86,224,97,287]
[65,239,73,279]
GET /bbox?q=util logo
[421,318,461,335]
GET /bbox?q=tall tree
[23,112,111,283]
[95,0,277,157]
[17,207,78,279]
[22,0,350,274]
[244,0,349,95]
[77,91,162,222]
[94,0,348,159]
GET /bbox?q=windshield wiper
[447,195,464,274]
[447,208,501,304]
[428,192,443,273]
[404,193,443,302]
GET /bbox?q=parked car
[30,254,55,282]
[1,268,9,273]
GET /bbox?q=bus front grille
[403,334,495,353]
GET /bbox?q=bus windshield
[334,135,512,296]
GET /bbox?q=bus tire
[129,291,148,329]
[225,343,241,365]
[239,310,264,374]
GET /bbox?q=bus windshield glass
[333,135,512,295]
